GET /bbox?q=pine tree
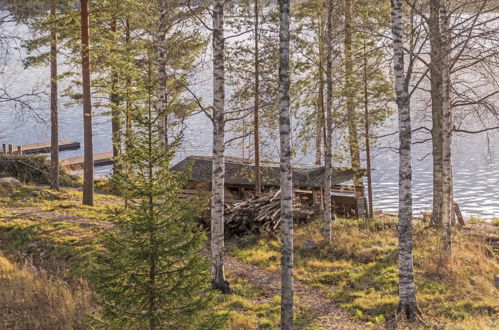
[88,52,223,329]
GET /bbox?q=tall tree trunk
[157,0,168,146]
[124,20,132,209]
[278,0,294,328]
[316,8,325,166]
[344,0,361,192]
[430,0,444,226]
[110,19,121,174]
[323,0,334,244]
[50,3,59,190]
[391,0,419,320]
[211,0,230,293]
[362,39,373,219]
[254,0,261,194]
[440,0,453,263]
[80,0,93,206]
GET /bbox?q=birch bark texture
[50,3,59,191]
[429,0,444,226]
[440,0,453,262]
[316,9,325,166]
[80,0,94,206]
[211,0,230,293]
[254,0,261,194]
[390,0,419,320]
[323,0,334,244]
[344,0,362,191]
[157,0,168,146]
[278,0,294,328]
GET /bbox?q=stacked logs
[224,190,317,236]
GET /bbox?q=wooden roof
[171,156,366,188]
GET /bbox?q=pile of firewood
[224,190,317,236]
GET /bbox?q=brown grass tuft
[0,254,94,330]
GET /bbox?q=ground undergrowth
[0,184,497,329]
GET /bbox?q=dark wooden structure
[171,156,368,217]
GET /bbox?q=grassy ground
[229,218,498,328]
[0,184,498,329]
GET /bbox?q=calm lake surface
[1,20,498,219]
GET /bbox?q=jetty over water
[1,140,80,154]
[60,152,114,169]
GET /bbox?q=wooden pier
[22,140,81,154]
[1,140,80,154]
[60,152,114,169]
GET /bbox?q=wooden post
[17,146,22,155]
[8,144,13,154]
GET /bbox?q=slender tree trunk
[323,0,334,244]
[440,0,453,263]
[80,0,93,206]
[278,0,294,328]
[362,39,373,219]
[211,0,230,293]
[316,8,325,166]
[254,0,261,194]
[157,0,168,146]
[430,0,444,226]
[344,0,362,192]
[391,0,419,320]
[124,20,132,209]
[50,3,59,190]
[110,19,121,174]
[125,20,132,150]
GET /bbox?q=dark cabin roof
[171,156,365,188]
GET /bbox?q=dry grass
[230,217,498,327]
[0,253,94,330]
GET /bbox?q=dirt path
[225,256,365,329]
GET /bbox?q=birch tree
[429,0,444,226]
[440,0,453,263]
[323,0,333,244]
[390,0,419,320]
[157,0,167,145]
[211,0,230,293]
[343,0,361,190]
[278,0,294,327]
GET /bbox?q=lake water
[1,18,498,219]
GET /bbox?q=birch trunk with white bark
[440,0,453,263]
[157,0,168,146]
[323,0,334,244]
[430,0,444,226]
[344,0,361,190]
[391,0,419,320]
[211,0,230,293]
[278,0,294,327]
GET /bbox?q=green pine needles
[88,72,224,329]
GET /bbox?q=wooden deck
[60,152,114,169]
[15,140,81,154]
